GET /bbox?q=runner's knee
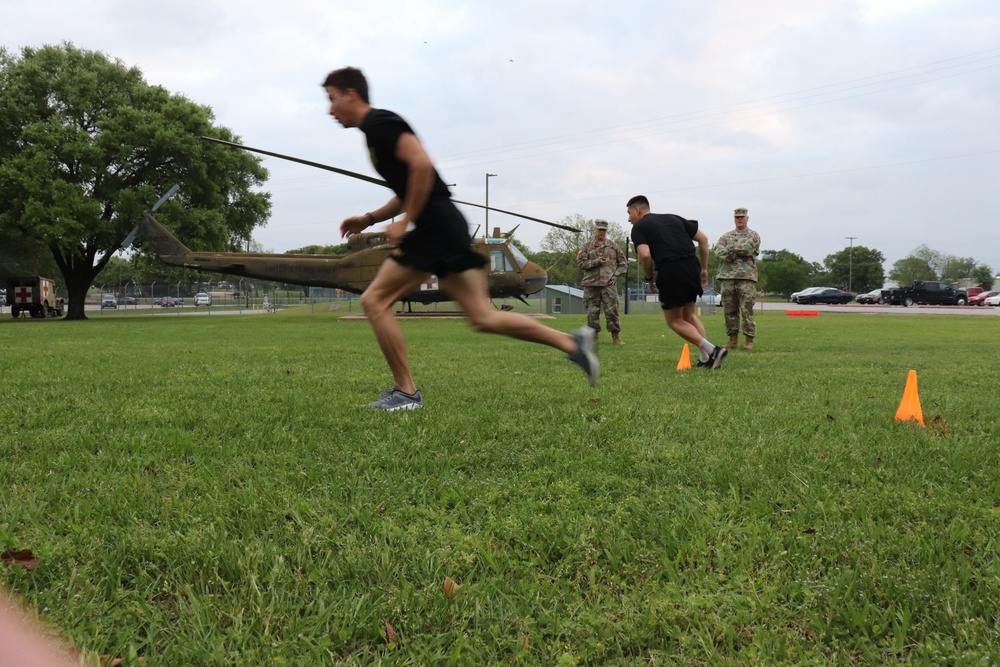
[360,289,392,315]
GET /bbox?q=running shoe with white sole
[708,345,728,370]
[567,326,600,386]
[365,386,423,411]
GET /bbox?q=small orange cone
[676,344,692,370]
[895,369,924,426]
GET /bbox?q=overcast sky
[4,0,999,275]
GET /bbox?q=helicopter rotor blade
[199,136,581,233]
[452,201,579,233]
[199,136,387,187]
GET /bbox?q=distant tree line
[529,217,994,296]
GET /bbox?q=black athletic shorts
[655,255,703,310]
[391,198,487,276]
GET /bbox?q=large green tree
[888,245,994,289]
[969,266,994,291]
[939,255,993,289]
[0,43,270,319]
[823,245,886,293]
[907,245,946,278]
[889,256,936,285]
[756,249,818,297]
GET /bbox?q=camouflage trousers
[584,286,621,334]
[720,279,757,337]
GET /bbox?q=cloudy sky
[4,0,999,274]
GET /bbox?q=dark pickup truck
[881,281,968,307]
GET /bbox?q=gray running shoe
[709,345,728,370]
[365,386,423,411]
[567,326,600,386]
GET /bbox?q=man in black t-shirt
[627,195,726,370]
[323,67,599,410]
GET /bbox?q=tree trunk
[63,278,92,320]
[52,245,109,321]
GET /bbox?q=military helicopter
[135,211,548,304]
[129,138,579,306]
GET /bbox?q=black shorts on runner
[391,198,487,277]
[655,255,703,310]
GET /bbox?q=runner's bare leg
[359,259,431,394]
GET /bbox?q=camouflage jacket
[715,228,760,281]
[577,238,627,287]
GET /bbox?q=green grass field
[1,308,998,665]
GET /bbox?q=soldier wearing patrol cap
[577,219,628,344]
[715,207,761,350]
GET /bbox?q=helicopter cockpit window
[506,244,529,270]
[490,249,513,272]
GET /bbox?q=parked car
[697,287,722,306]
[174,297,185,306]
[194,292,212,306]
[855,288,884,304]
[965,286,984,300]
[795,288,854,305]
[119,295,139,306]
[160,296,176,307]
[983,293,1000,307]
[882,281,967,306]
[970,290,999,306]
[790,287,834,303]
[100,295,118,309]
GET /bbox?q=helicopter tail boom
[138,212,193,259]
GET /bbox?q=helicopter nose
[524,274,547,295]
[522,261,548,295]
[516,259,548,295]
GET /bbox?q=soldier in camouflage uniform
[577,219,628,345]
[715,207,761,351]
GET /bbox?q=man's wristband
[363,212,375,226]
[644,274,654,281]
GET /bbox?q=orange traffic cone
[895,369,924,426]
[676,344,692,371]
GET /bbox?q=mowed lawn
[1,308,998,665]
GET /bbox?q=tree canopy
[888,256,936,285]
[757,249,821,296]
[0,43,271,319]
[823,245,886,293]
[889,245,994,290]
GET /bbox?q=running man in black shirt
[627,195,727,369]
[323,67,599,410]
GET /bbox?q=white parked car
[983,293,1000,306]
[194,292,212,306]
[697,287,722,306]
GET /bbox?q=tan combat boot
[742,335,755,351]
[723,334,739,350]
[612,333,626,346]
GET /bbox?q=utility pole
[485,173,497,236]
[845,236,858,292]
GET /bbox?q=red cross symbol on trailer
[43,283,50,298]
[15,286,32,303]
[420,275,439,291]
